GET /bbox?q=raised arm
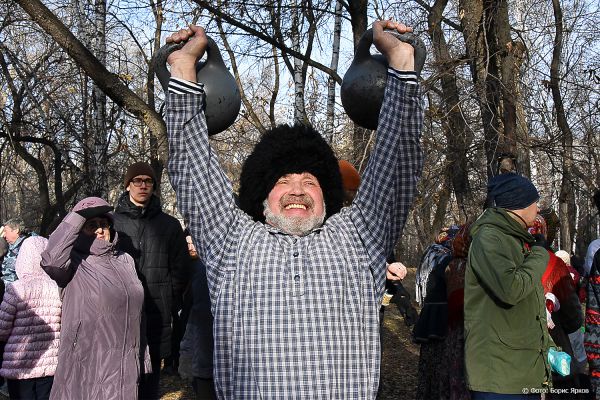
[164,25,240,265]
[349,20,424,262]
[469,229,549,306]
[41,212,84,288]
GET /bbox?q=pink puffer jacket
[0,236,62,379]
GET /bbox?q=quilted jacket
[0,236,61,379]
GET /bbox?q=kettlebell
[341,29,426,130]
[153,36,241,136]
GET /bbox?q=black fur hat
[239,124,344,223]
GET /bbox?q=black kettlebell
[153,36,241,136]
[341,29,426,130]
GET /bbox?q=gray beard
[263,199,326,236]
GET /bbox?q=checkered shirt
[166,68,423,399]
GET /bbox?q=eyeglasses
[83,219,110,231]
[131,178,154,187]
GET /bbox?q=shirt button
[293,238,297,244]
[293,252,299,257]
[294,274,301,282]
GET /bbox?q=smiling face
[81,217,111,242]
[264,172,326,236]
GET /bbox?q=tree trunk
[551,0,576,251]
[496,0,517,152]
[291,6,307,124]
[344,0,370,165]
[512,41,530,178]
[346,0,368,50]
[460,0,508,178]
[149,0,165,181]
[325,0,343,142]
[89,0,109,197]
[428,0,474,219]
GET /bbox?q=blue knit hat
[487,173,539,210]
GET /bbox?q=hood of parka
[15,236,49,279]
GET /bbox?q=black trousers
[192,377,217,400]
[139,345,162,400]
[7,376,53,400]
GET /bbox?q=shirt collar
[264,222,323,236]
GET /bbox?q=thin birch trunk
[325,0,343,142]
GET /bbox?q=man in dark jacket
[112,161,190,399]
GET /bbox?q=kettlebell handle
[153,36,225,91]
[354,28,426,77]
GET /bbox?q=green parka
[464,207,551,394]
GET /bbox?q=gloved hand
[72,197,113,220]
[531,234,547,249]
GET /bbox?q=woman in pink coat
[0,236,61,400]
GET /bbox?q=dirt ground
[159,267,421,400]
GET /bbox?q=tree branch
[193,0,343,84]
[14,0,166,141]
[413,0,463,32]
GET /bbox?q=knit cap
[487,173,539,210]
[555,250,571,266]
[124,162,157,188]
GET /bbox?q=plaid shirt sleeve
[164,78,239,269]
[349,68,424,265]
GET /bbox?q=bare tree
[550,0,576,251]
[427,0,474,220]
[14,0,167,158]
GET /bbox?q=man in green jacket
[465,173,551,399]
